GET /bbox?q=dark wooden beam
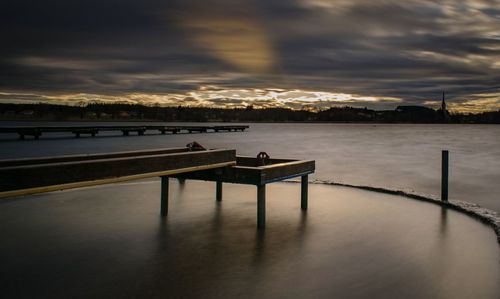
[161,176,169,216]
[0,149,236,197]
[174,158,315,185]
[257,185,266,229]
[0,147,198,167]
[216,181,223,202]
[301,175,308,210]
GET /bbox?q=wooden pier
[0,125,249,140]
[172,156,315,228]
[0,146,315,228]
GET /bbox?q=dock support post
[216,181,223,202]
[257,184,266,229]
[161,176,169,216]
[301,175,308,210]
[441,150,449,202]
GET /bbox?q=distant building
[437,92,450,122]
[395,105,435,113]
[395,105,437,123]
[20,110,34,116]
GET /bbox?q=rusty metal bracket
[256,152,270,166]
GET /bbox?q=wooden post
[216,181,223,201]
[441,150,449,202]
[161,176,169,216]
[301,175,308,210]
[257,184,266,229]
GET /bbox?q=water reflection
[440,206,448,236]
[0,181,497,298]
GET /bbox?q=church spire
[440,91,449,122]
[441,91,446,112]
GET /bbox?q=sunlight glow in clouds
[2,87,499,112]
[0,87,402,110]
[178,2,275,73]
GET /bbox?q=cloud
[0,0,498,111]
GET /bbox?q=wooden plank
[260,160,315,184]
[174,165,262,185]
[236,156,298,166]
[0,147,195,167]
[0,161,236,198]
[0,149,236,193]
[174,157,315,185]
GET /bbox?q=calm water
[1,122,499,212]
[0,122,499,298]
[0,181,498,298]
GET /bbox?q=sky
[1,0,499,112]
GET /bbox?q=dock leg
[161,176,169,216]
[301,175,308,210]
[216,181,223,202]
[257,184,266,229]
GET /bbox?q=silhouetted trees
[0,103,499,124]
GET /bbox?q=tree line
[0,103,499,124]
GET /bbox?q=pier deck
[0,146,314,228]
[0,147,236,197]
[0,125,249,139]
[173,156,315,227]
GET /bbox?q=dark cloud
[0,0,499,111]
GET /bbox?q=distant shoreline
[2,102,499,124]
[1,118,499,125]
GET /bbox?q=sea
[1,122,499,212]
[0,122,498,298]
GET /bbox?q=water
[0,122,499,298]
[0,181,498,298]
[1,122,499,212]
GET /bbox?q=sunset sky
[1,0,499,112]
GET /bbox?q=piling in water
[441,150,449,202]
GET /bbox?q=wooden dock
[172,156,315,228]
[0,146,315,228]
[0,125,249,139]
